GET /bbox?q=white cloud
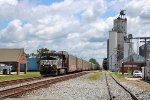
[0,0,18,5]
[0,0,116,64]
[0,0,149,64]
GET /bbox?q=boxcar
[39,51,96,75]
[68,54,77,72]
[77,58,83,71]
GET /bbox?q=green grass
[110,72,124,79]
[0,72,41,81]
[88,72,101,80]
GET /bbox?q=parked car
[133,70,142,77]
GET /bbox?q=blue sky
[0,20,9,29]
[38,0,64,5]
[0,0,149,64]
[18,0,64,5]
[102,9,117,18]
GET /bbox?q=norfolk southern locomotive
[40,51,97,75]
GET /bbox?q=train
[39,51,98,75]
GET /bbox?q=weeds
[110,72,124,79]
[88,72,101,80]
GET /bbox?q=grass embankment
[0,72,41,81]
[110,72,124,80]
[88,71,101,80]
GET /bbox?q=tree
[89,58,99,66]
[25,53,30,58]
[30,53,37,58]
[36,48,49,58]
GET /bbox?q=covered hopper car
[40,51,97,75]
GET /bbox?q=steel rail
[0,72,88,99]
[105,72,113,100]
[0,76,44,87]
[110,74,138,100]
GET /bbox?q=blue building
[21,58,40,71]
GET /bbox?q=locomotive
[40,51,97,75]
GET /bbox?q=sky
[0,0,149,64]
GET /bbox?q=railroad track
[105,72,138,100]
[105,72,113,100]
[0,76,44,88]
[0,72,88,99]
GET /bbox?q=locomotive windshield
[40,60,58,65]
[40,53,62,66]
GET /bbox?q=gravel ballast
[105,73,132,100]
[20,71,150,100]
[119,81,150,99]
[21,71,109,100]
[112,74,150,100]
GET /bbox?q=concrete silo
[109,31,117,71]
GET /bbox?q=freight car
[40,51,97,75]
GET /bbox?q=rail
[0,72,88,99]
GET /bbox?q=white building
[109,31,117,71]
[108,10,128,71]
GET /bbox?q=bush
[127,67,132,75]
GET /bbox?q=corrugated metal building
[118,53,145,73]
[139,42,150,59]
[21,58,39,71]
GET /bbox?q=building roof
[139,42,150,48]
[0,48,24,62]
[121,53,145,63]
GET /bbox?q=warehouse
[118,53,145,74]
[0,48,27,75]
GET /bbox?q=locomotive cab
[40,52,68,75]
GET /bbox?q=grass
[88,71,101,80]
[110,72,124,80]
[0,72,41,81]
